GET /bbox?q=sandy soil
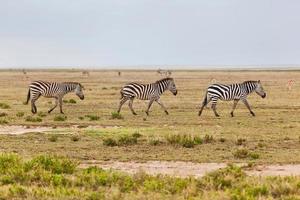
[0,125,52,135]
[80,160,300,177]
[0,125,121,135]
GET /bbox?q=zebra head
[75,83,85,100]
[255,80,266,98]
[166,78,177,96]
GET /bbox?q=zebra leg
[198,94,210,116]
[128,98,137,115]
[230,99,239,117]
[117,97,129,113]
[211,99,220,117]
[155,99,168,115]
[31,99,38,114]
[145,99,155,116]
[242,99,255,116]
[48,98,58,113]
[30,93,40,114]
[59,98,64,114]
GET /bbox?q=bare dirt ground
[0,125,52,135]
[80,160,300,177]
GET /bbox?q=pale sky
[0,0,300,69]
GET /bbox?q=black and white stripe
[117,78,177,115]
[198,80,266,117]
[25,81,84,114]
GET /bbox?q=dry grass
[0,70,299,164]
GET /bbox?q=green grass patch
[16,112,25,117]
[0,102,10,109]
[54,115,67,122]
[0,112,8,117]
[85,114,100,121]
[111,112,123,119]
[25,116,42,122]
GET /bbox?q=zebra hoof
[145,111,149,116]
[165,111,169,115]
[215,114,220,117]
[250,111,255,116]
[230,112,234,117]
[133,112,137,115]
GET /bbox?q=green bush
[148,138,162,146]
[203,134,214,143]
[16,112,25,117]
[236,138,246,146]
[25,116,42,122]
[0,119,8,124]
[71,135,80,142]
[132,131,142,138]
[85,114,100,121]
[111,112,123,119]
[48,135,58,142]
[103,138,117,147]
[0,102,10,109]
[165,134,203,148]
[54,115,67,122]
[68,99,77,104]
[233,148,249,159]
[0,112,8,117]
[25,155,78,174]
[37,111,47,117]
[118,135,137,146]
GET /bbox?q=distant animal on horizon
[198,80,266,117]
[157,68,172,77]
[118,78,177,116]
[25,81,85,114]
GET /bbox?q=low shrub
[54,115,67,122]
[233,148,249,159]
[71,135,80,142]
[111,112,123,119]
[118,135,137,146]
[165,134,203,148]
[103,138,117,147]
[68,99,77,104]
[132,131,142,138]
[0,102,10,109]
[236,138,246,146]
[148,138,162,146]
[203,134,214,143]
[16,112,25,117]
[37,111,47,118]
[25,116,42,122]
[85,115,100,121]
[0,119,8,124]
[0,112,8,117]
[48,135,58,142]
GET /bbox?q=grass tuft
[54,115,67,122]
[111,112,123,119]
[85,114,100,121]
[48,135,58,142]
[16,112,25,117]
[0,102,10,109]
[0,112,8,117]
[25,116,42,122]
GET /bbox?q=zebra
[25,81,85,114]
[117,77,177,115]
[198,80,266,117]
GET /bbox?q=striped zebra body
[198,80,266,117]
[26,81,84,114]
[118,78,177,115]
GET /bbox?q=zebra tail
[25,89,30,104]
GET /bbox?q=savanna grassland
[0,70,300,199]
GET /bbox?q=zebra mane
[242,80,258,85]
[155,77,173,84]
